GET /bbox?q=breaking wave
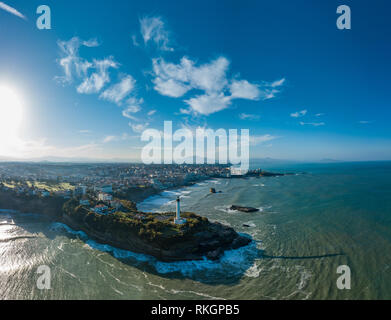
[50,222,257,279]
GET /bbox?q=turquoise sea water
[1,161,390,299]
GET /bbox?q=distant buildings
[74,185,87,196]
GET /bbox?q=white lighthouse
[174,196,186,225]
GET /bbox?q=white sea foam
[214,205,239,214]
[50,222,257,278]
[245,262,262,278]
[50,222,88,240]
[155,240,257,277]
[243,221,256,228]
[196,182,207,186]
[296,266,312,290]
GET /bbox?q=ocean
[1,161,390,299]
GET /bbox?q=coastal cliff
[0,190,251,262]
[62,201,251,262]
[0,191,66,219]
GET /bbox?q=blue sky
[0,0,390,162]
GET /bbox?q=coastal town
[0,162,283,217]
[0,163,245,215]
[0,162,255,261]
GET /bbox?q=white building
[230,167,247,176]
[98,193,113,202]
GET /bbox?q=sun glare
[0,85,23,136]
[0,85,24,157]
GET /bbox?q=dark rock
[206,247,224,260]
[210,188,216,193]
[230,205,259,213]
[231,236,251,249]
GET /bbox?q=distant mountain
[0,155,141,163]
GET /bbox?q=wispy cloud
[315,113,325,117]
[0,2,26,20]
[77,57,118,94]
[358,120,373,124]
[56,37,146,125]
[129,122,149,133]
[147,110,157,116]
[140,16,173,51]
[239,113,261,120]
[291,110,307,118]
[102,135,117,143]
[299,121,325,127]
[131,34,140,47]
[122,97,143,120]
[100,74,136,105]
[271,78,286,87]
[55,37,99,85]
[152,56,285,115]
[101,133,139,144]
[249,134,278,146]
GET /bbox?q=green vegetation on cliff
[63,198,210,250]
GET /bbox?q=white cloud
[291,110,307,118]
[230,80,261,100]
[299,121,325,127]
[249,134,278,146]
[122,97,143,120]
[130,122,149,133]
[239,113,260,120]
[271,78,286,87]
[152,56,285,115]
[56,38,119,96]
[185,93,232,116]
[179,108,192,115]
[100,75,135,104]
[190,57,229,93]
[140,16,173,51]
[103,135,117,143]
[315,113,325,117]
[56,37,99,85]
[0,2,26,20]
[147,110,157,116]
[77,57,118,94]
[56,37,146,126]
[152,57,228,97]
[79,129,91,134]
[131,34,140,47]
[153,77,190,98]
